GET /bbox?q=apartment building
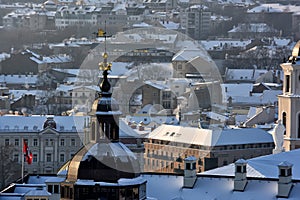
[180,5,211,40]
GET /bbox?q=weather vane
[94,21,112,71]
[94,21,113,93]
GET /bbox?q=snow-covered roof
[203,148,300,179]
[203,111,228,122]
[159,21,179,30]
[143,173,300,200]
[132,22,152,28]
[225,69,268,81]
[217,0,255,6]
[148,124,273,146]
[172,48,211,62]
[200,39,251,51]
[0,75,37,85]
[112,3,126,12]
[222,83,281,105]
[248,3,300,13]
[27,49,72,64]
[0,52,10,62]
[274,37,291,46]
[10,90,40,102]
[126,114,178,126]
[228,23,277,33]
[75,176,146,186]
[144,80,170,90]
[0,115,86,132]
[119,118,149,138]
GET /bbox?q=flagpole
[21,138,24,183]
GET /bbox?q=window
[185,163,191,170]
[15,139,19,146]
[33,154,38,162]
[5,139,9,146]
[54,185,59,193]
[46,153,52,162]
[236,165,242,173]
[33,139,38,146]
[13,154,19,162]
[45,139,49,146]
[48,185,53,193]
[285,75,290,93]
[60,154,65,162]
[282,112,287,135]
[71,138,75,146]
[60,139,65,146]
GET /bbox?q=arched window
[282,112,287,135]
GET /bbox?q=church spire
[97,21,112,95]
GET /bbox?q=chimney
[183,156,197,188]
[234,159,247,191]
[277,161,293,198]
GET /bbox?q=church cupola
[89,50,122,143]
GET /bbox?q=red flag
[23,139,32,164]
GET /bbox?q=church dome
[67,142,140,182]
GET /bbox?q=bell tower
[278,41,300,150]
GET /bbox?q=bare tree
[0,145,21,190]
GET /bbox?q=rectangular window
[33,154,38,162]
[60,139,65,146]
[71,138,75,146]
[13,154,19,162]
[5,139,9,146]
[33,139,38,146]
[60,154,65,162]
[45,139,49,146]
[15,139,19,146]
[48,185,53,193]
[54,185,59,193]
[285,75,290,93]
[46,153,52,162]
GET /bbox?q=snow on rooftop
[159,21,179,30]
[144,80,169,90]
[0,52,10,62]
[0,115,86,132]
[143,174,300,200]
[148,124,273,147]
[228,23,277,33]
[248,3,300,13]
[10,90,40,102]
[0,75,37,85]
[225,69,268,82]
[202,148,300,180]
[200,39,251,51]
[75,176,146,186]
[172,48,211,62]
[217,0,255,6]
